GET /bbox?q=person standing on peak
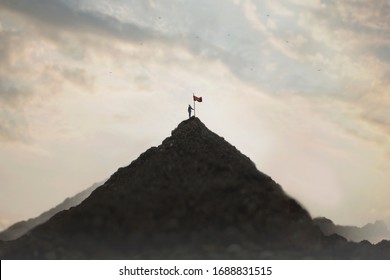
[188,104,194,118]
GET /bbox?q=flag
[193,95,202,102]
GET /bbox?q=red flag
[193,95,202,102]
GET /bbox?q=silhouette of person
[188,104,194,118]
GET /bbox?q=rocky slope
[1,118,389,259]
[0,181,104,241]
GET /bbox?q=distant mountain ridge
[313,217,390,244]
[0,181,104,241]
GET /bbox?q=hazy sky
[0,0,389,230]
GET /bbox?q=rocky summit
[1,117,389,259]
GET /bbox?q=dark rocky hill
[314,217,390,244]
[1,117,389,259]
[0,181,104,241]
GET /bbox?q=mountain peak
[3,118,389,259]
[166,117,228,149]
[172,116,205,135]
[169,117,217,140]
[0,118,321,259]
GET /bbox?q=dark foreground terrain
[1,118,389,259]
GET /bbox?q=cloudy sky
[0,0,389,230]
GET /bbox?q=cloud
[243,0,267,33]
[289,0,323,9]
[362,111,390,136]
[46,65,94,90]
[268,1,294,17]
[335,0,390,31]
[1,0,389,145]
[0,0,303,97]
[0,0,166,45]
[0,106,30,143]
[0,77,28,106]
[285,0,390,144]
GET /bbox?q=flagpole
[193,93,196,117]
